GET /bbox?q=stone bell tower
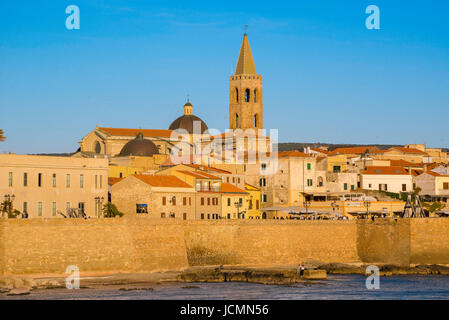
[229,33,263,130]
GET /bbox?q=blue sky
[1,0,449,154]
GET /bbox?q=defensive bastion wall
[0,218,448,275]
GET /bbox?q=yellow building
[245,183,261,219]
[0,154,108,218]
[221,183,249,219]
[109,165,146,178]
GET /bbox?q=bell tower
[229,33,263,130]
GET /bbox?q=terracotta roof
[422,171,449,177]
[362,166,409,175]
[185,164,232,174]
[245,183,260,191]
[134,175,192,188]
[279,151,310,158]
[176,170,220,180]
[390,147,428,155]
[108,177,123,185]
[329,146,377,155]
[310,148,330,154]
[98,127,173,138]
[221,183,248,194]
[410,169,424,177]
[390,160,424,167]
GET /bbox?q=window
[207,214,210,219]
[8,172,12,187]
[183,197,187,206]
[136,204,148,214]
[189,197,192,205]
[23,173,28,187]
[245,88,250,102]
[402,184,407,192]
[38,202,42,217]
[162,197,166,205]
[235,88,239,103]
[227,198,231,206]
[351,185,355,190]
[249,200,253,209]
[172,196,176,205]
[256,200,259,209]
[238,178,241,183]
[369,184,372,188]
[227,213,231,219]
[307,179,313,186]
[119,172,123,178]
[66,174,70,187]
[317,176,324,187]
[201,213,204,219]
[183,213,187,220]
[161,213,166,218]
[95,141,101,154]
[100,175,103,188]
[207,198,210,206]
[235,114,239,128]
[261,163,267,170]
[52,202,56,216]
[259,178,266,187]
[52,174,56,187]
[263,194,267,202]
[333,166,341,173]
[344,183,348,190]
[254,89,257,102]
[444,182,449,190]
[66,202,70,212]
[307,163,311,170]
[254,114,258,127]
[201,197,204,205]
[23,202,28,213]
[80,175,84,188]
[38,173,42,187]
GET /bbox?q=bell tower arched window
[254,114,258,128]
[245,89,250,102]
[235,88,239,103]
[254,89,257,102]
[236,114,239,128]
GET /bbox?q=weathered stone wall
[1,218,449,275]
[183,220,360,266]
[356,219,411,266]
[0,218,188,275]
[410,218,449,265]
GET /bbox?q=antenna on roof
[186,93,190,103]
[244,25,248,34]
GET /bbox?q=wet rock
[318,263,365,274]
[302,270,327,280]
[7,287,31,296]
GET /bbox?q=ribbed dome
[118,132,159,157]
[169,101,208,134]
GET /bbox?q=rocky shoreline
[1,263,449,296]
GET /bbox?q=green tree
[102,203,124,218]
[0,129,5,142]
[422,202,445,214]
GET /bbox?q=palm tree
[0,129,5,142]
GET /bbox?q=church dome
[118,132,159,157]
[169,102,208,134]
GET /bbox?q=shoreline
[2,263,449,296]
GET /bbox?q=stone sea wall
[0,218,448,275]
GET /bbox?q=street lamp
[234,200,243,219]
[303,199,311,214]
[363,200,371,216]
